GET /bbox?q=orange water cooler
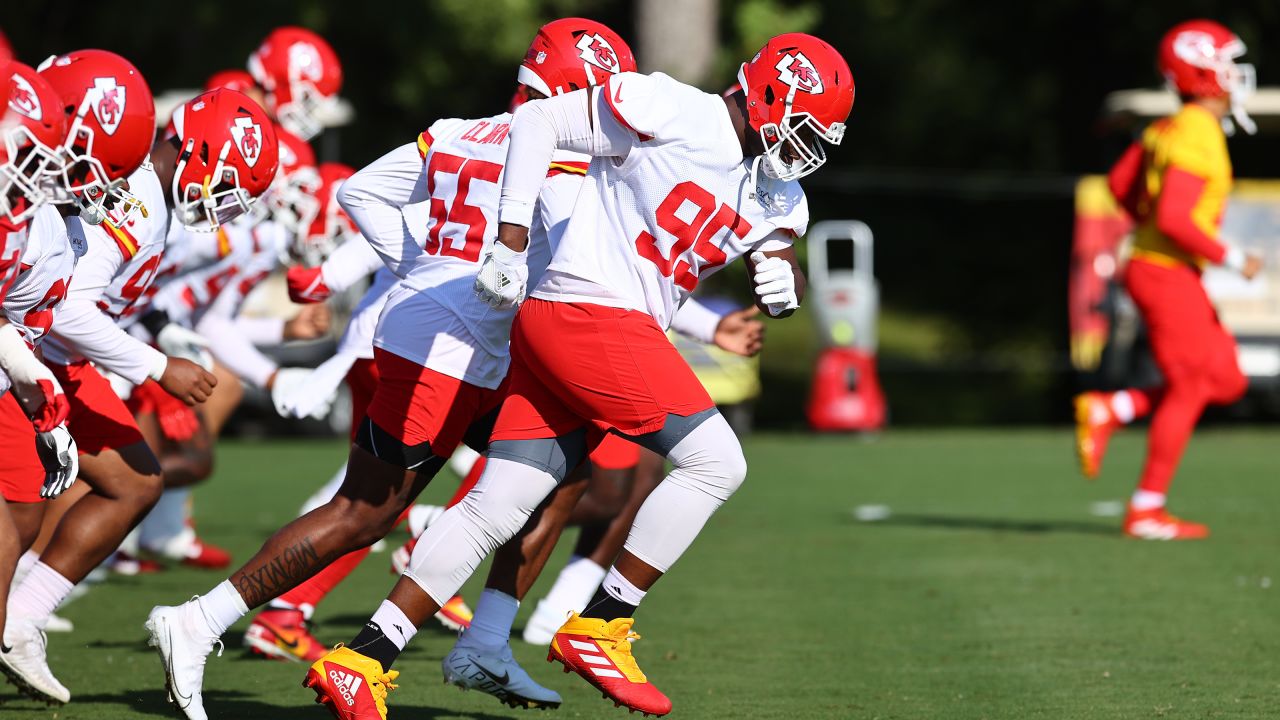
[805,221,886,432]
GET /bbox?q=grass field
[2,428,1278,719]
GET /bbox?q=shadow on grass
[852,513,1117,536]
[66,688,516,719]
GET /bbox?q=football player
[1075,20,1262,540]
[0,59,78,680]
[248,26,343,141]
[311,32,852,717]
[2,54,277,702]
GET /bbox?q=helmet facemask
[172,136,256,231]
[264,164,320,236]
[275,81,334,141]
[0,127,63,224]
[42,113,148,225]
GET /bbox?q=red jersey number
[22,277,68,342]
[114,255,162,318]
[634,181,750,292]
[425,152,502,263]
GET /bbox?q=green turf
[3,428,1278,719]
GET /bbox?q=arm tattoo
[232,538,323,608]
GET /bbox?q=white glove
[750,251,799,316]
[271,367,336,420]
[156,323,215,371]
[36,425,79,499]
[474,242,529,310]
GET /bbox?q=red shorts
[53,360,146,455]
[126,378,199,442]
[1125,259,1246,399]
[492,299,714,447]
[363,348,506,456]
[345,358,380,442]
[0,394,44,503]
[589,433,642,470]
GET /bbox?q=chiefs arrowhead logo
[230,116,263,167]
[1172,30,1217,64]
[576,33,620,74]
[85,77,126,135]
[775,52,824,95]
[289,42,324,83]
[8,72,42,121]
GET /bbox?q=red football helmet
[247,27,342,140]
[166,88,279,230]
[512,18,636,109]
[1159,20,1255,134]
[37,49,155,224]
[258,123,320,235]
[738,33,854,181]
[290,162,355,266]
[205,69,257,94]
[2,61,67,224]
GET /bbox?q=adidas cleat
[442,641,562,709]
[0,616,69,704]
[1123,507,1210,540]
[1074,391,1118,480]
[305,646,399,720]
[244,608,327,663]
[145,602,221,720]
[549,613,671,717]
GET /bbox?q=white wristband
[1223,246,1247,273]
[497,200,535,229]
[148,350,168,382]
[0,323,40,378]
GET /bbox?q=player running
[303,31,853,718]
[1075,20,1262,540]
[2,55,277,703]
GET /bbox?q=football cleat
[436,594,474,632]
[110,549,165,575]
[442,641,562,710]
[1074,391,1118,480]
[145,602,222,720]
[0,616,70,704]
[389,536,415,575]
[304,645,399,720]
[522,598,570,647]
[1123,507,1210,540]
[244,608,327,663]
[548,613,671,717]
[180,538,233,570]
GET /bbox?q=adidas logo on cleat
[329,668,364,707]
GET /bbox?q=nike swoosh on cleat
[156,620,194,707]
[471,659,511,686]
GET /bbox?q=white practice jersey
[1,205,82,347]
[152,214,266,328]
[0,217,28,303]
[342,114,587,385]
[44,164,169,384]
[514,72,809,329]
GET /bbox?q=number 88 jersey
[531,71,810,330]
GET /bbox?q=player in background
[248,26,343,141]
[0,59,79,675]
[2,63,277,703]
[129,121,331,571]
[144,18,640,719]
[302,32,852,718]
[1075,20,1263,540]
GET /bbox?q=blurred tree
[637,0,718,84]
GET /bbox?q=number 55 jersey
[529,71,809,329]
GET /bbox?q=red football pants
[1122,259,1247,496]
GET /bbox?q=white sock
[1130,490,1166,511]
[370,600,417,650]
[9,561,75,624]
[1110,391,1136,424]
[459,588,518,650]
[14,550,39,582]
[542,555,607,614]
[194,580,250,639]
[140,487,192,553]
[407,504,445,538]
[601,566,647,607]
